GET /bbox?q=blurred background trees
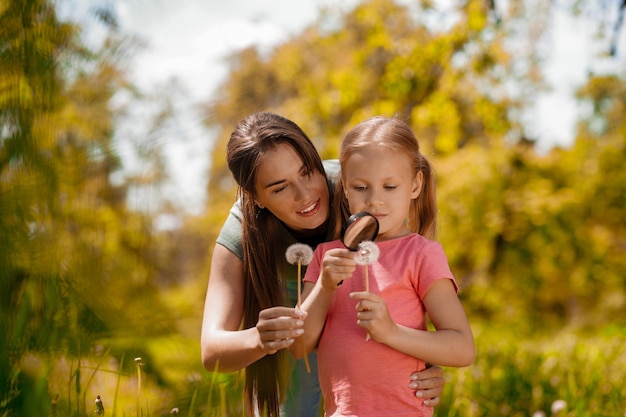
[1,0,624,415]
[205,0,626,330]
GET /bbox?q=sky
[63,0,625,216]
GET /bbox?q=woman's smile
[298,199,321,216]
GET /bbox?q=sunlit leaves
[1,0,179,413]
[201,0,625,333]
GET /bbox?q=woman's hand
[256,306,306,355]
[408,365,445,407]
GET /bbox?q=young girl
[292,116,475,416]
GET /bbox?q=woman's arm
[350,279,475,367]
[201,244,305,372]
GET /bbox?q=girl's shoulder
[380,233,445,257]
[315,239,344,252]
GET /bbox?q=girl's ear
[411,171,424,199]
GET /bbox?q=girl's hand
[349,291,396,342]
[409,365,445,407]
[255,307,306,354]
[320,248,356,290]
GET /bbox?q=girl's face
[254,143,330,232]
[342,146,422,240]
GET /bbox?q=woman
[200,112,445,417]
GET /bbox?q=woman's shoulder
[322,159,340,180]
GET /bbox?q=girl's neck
[376,225,412,242]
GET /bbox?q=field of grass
[24,323,624,417]
[437,324,626,417]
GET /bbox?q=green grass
[436,324,626,417]
[6,324,625,416]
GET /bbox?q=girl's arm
[289,248,356,357]
[350,278,475,367]
[288,280,333,358]
[201,244,306,372]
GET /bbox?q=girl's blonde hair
[333,116,437,240]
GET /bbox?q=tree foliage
[0,0,178,414]
[203,0,626,332]
[1,0,625,414]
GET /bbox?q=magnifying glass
[341,211,379,251]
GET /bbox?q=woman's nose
[294,179,310,202]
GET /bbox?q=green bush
[437,324,626,417]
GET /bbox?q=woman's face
[254,143,330,232]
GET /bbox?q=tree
[0,0,177,414]
[201,0,626,333]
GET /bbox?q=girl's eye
[353,185,367,191]
[384,185,397,190]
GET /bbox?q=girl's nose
[366,189,382,206]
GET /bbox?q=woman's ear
[411,171,424,199]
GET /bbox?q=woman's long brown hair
[227,112,327,416]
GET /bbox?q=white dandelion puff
[551,400,567,414]
[354,241,380,265]
[285,243,314,266]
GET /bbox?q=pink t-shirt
[303,234,457,417]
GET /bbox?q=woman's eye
[273,185,287,194]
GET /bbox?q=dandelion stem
[365,265,371,341]
[137,365,141,417]
[297,261,302,308]
[297,260,311,373]
[135,358,144,417]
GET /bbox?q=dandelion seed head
[354,241,380,265]
[286,243,314,265]
[170,408,179,416]
[94,394,105,415]
[551,399,567,413]
[134,357,144,366]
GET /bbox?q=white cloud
[111,0,329,214]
